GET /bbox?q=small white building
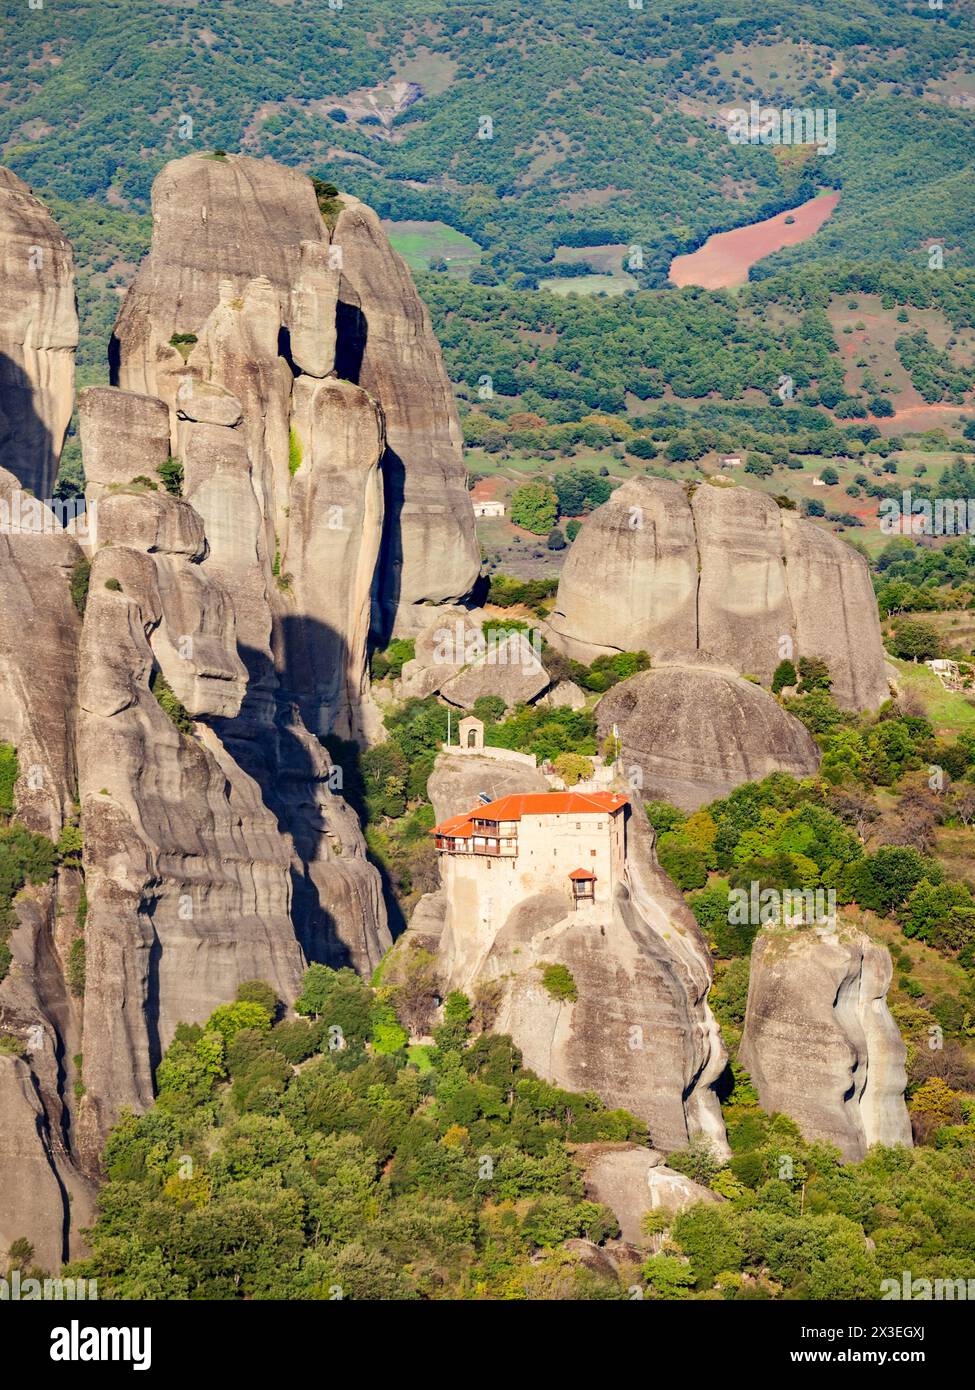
[720,455,742,469]
[473,500,506,518]
[926,658,963,690]
[432,790,629,936]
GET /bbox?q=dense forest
[3,0,973,281]
[59,960,975,1301]
[4,0,975,393]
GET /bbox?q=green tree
[888,620,942,661]
[771,659,797,694]
[156,457,184,497]
[510,482,557,535]
[657,835,708,890]
[850,845,935,914]
[797,656,832,693]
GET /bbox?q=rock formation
[0,467,82,840]
[0,152,911,1279]
[0,1052,93,1274]
[280,375,385,740]
[74,491,306,1158]
[581,1145,721,1244]
[540,680,587,711]
[549,478,889,711]
[428,752,551,822]
[439,630,549,711]
[0,160,475,1264]
[0,466,94,1266]
[596,662,822,811]
[408,761,730,1155]
[74,384,392,1161]
[0,168,77,498]
[395,611,552,711]
[739,926,912,1162]
[331,197,481,635]
[112,153,479,652]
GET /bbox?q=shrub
[69,557,91,617]
[56,822,83,865]
[511,482,558,534]
[797,656,832,693]
[0,743,18,817]
[370,638,415,681]
[288,428,303,477]
[771,659,797,694]
[551,752,593,786]
[168,333,198,363]
[553,469,612,516]
[644,800,686,835]
[541,963,578,1002]
[311,175,343,225]
[472,695,505,723]
[156,457,184,497]
[627,435,657,459]
[236,980,279,1016]
[150,670,194,734]
[851,845,935,914]
[208,1000,273,1043]
[67,938,86,997]
[104,578,122,592]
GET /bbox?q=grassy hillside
[3,0,973,285]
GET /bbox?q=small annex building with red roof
[432,790,628,926]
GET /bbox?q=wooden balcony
[435,836,516,857]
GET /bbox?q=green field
[384,220,482,274]
[890,656,975,736]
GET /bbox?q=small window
[591,849,597,857]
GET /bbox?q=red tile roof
[432,791,628,837]
[568,867,597,881]
[435,821,472,839]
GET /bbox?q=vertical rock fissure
[687,484,702,653]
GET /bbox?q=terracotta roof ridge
[431,789,628,836]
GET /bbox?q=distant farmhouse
[432,790,629,928]
[470,479,506,518]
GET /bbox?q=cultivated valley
[0,0,975,1335]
